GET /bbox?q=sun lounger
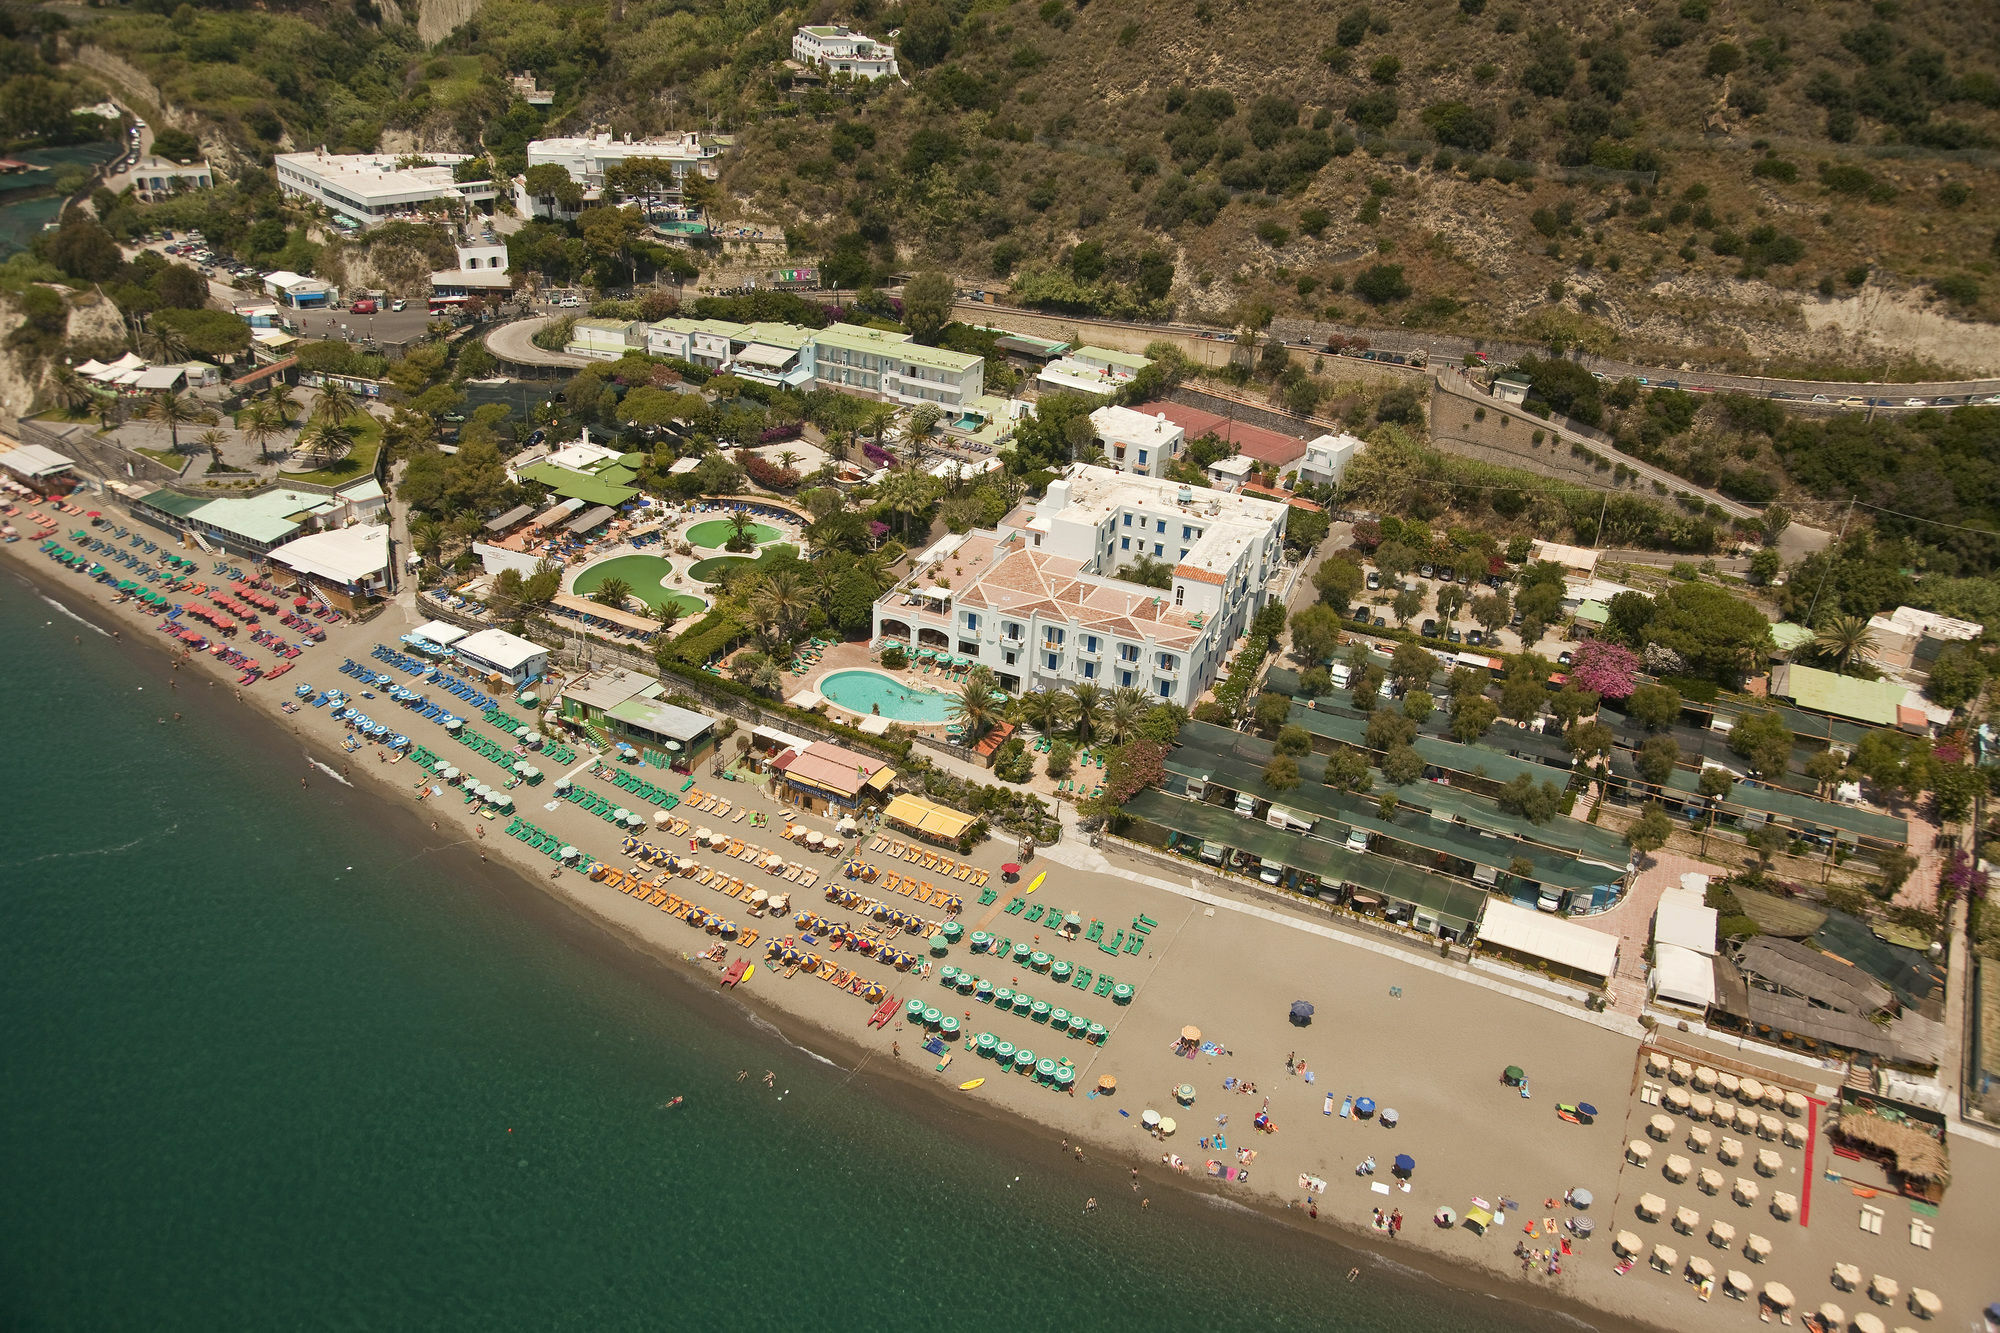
[882,874,900,892]
[871,837,889,852]
[731,807,747,822]
[1100,929,1124,956]
[1123,932,1144,954]
[800,870,819,889]
[1086,920,1105,942]
[936,857,955,875]
[977,887,998,905]
[712,801,731,818]
[955,865,973,880]
[1023,905,1045,924]
[1094,974,1115,997]
[784,864,803,882]
[1004,897,1027,915]
[971,869,989,887]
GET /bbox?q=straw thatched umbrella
[1818,1302,1846,1327]
[1769,1191,1798,1221]
[1699,1166,1724,1195]
[1783,1120,1808,1148]
[1650,1243,1678,1273]
[1686,1255,1715,1280]
[1744,1233,1771,1263]
[1671,1058,1694,1084]
[1649,1113,1675,1140]
[1719,1136,1743,1165]
[1759,1113,1785,1140]
[1756,1147,1783,1177]
[1738,1077,1765,1104]
[1689,1093,1714,1122]
[1833,1262,1861,1291]
[1852,1313,1886,1333]
[1664,1154,1693,1183]
[1636,1192,1667,1221]
[1760,1083,1786,1111]
[1717,1071,1740,1098]
[1833,1108,1952,1191]
[1673,1205,1700,1234]
[1712,1100,1737,1127]
[1688,1125,1714,1154]
[1725,1269,1753,1298]
[1646,1051,1670,1077]
[1762,1282,1793,1311]
[1733,1177,1761,1206]
[1708,1218,1736,1249]
[1870,1275,1899,1305]
[1909,1287,1941,1319]
[1614,1230,1643,1258]
[1692,1065,1717,1091]
[1783,1090,1808,1118]
[1736,1106,1762,1133]
[1664,1085,1692,1114]
[1628,1139,1655,1166]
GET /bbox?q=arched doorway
[880,618,912,640]
[917,626,950,649]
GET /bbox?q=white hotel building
[792,25,900,80]
[274,151,497,227]
[872,465,1291,707]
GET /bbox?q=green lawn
[281,412,383,487]
[135,447,187,469]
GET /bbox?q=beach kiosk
[454,628,549,687]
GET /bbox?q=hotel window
[1156,519,1167,534]
[1002,620,1023,641]
[1179,548,1189,561]
[1158,653,1180,671]
[1082,661,1097,679]
[1045,627,1065,646]
[1083,635,1099,652]
[1122,514,1132,527]
[1118,644,1138,662]
[1182,525,1193,540]
[1120,671,1134,688]
[1120,536,1131,551]
[1138,450,1148,465]
[1174,585,1185,607]
[1158,679,1174,698]
[1152,543,1163,557]
[964,612,980,631]
[1045,651,1060,671]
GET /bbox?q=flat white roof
[0,443,75,478]
[267,524,390,585]
[1652,944,1716,1010]
[1091,403,1182,445]
[411,619,470,647]
[1653,887,1718,957]
[456,628,547,671]
[1477,899,1620,980]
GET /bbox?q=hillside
[10,0,2000,370]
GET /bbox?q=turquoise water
[820,667,956,723]
[0,564,1567,1332]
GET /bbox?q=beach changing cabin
[454,628,549,687]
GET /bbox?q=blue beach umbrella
[1356,1097,1376,1117]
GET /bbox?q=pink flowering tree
[1570,640,1639,699]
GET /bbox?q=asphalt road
[484,315,591,369]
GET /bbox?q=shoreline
[0,532,1834,1333]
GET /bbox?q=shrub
[1352,264,1411,304]
[735,449,802,490]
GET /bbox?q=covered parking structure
[1602,752,1907,860]
[1123,790,1488,938]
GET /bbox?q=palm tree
[1107,686,1152,743]
[140,321,189,364]
[1069,682,1107,746]
[147,390,202,454]
[778,449,801,472]
[948,673,1001,745]
[752,569,808,638]
[590,577,634,609]
[877,469,936,542]
[48,365,94,417]
[240,403,282,463]
[264,382,301,428]
[1814,615,1877,673]
[725,510,757,550]
[659,600,686,630]
[750,656,785,698]
[195,428,227,466]
[1013,690,1072,738]
[410,517,445,565]
[295,418,356,468]
[315,380,358,429]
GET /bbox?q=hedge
[664,610,747,667]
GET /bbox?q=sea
[0,571,1573,1331]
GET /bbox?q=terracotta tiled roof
[1174,564,1226,585]
[1133,401,1308,466]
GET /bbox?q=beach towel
[1299,1174,1327,1194]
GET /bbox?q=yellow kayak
[742,964,755,983]
[959,1078,986,1091]
[1026,871,1046,895]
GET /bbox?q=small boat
[959,1078,985,1091]
[1339,1096,1353,1118]
[661,1096,684,1109]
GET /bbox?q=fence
[11,416,184,486]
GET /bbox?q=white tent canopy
[1476,899,1620,982]
[411,619,470,647]
[1652,944,1717,1010]
[1654,886,1719,956]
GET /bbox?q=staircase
[583,722,612,749]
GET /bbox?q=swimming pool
[685,518,784,549]
[571,554,708,616]
[819,669,956,725]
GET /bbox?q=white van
[1329,662,1354,690]
[1266,806,1313,833]
[1234,791,1258,817]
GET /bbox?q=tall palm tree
[410,517,445,565]
[140,321,189,364]
[726,510,757,549]
[48,365,94,417]
[1012,690,1072,738]
[750,657,785,698]
[1069,682,1107,746]
[315,380,358,428]
[1814,615,1877,673]
[295,418,356,468]
[240,403,282,463]
[752,569,808,638]
[195,428,227,466]
[148,390,202,454]
[264,382,301,428]
[877,469,936,542]
[1106,686,1152,743]
[948,672,1001,745]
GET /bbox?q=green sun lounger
[1070,967,1092,990]
[1094,974,1115,997]
[977,887,998,905]
[1122,932,1144,954]
[1022,904,1044,924]
[1100,929,1123,956]
[1085,920,1105,942]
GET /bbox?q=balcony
[1154,665,1181,682]
[1075,642,1102,659]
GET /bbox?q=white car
[390,299,406,312]
[1345,828,1369,853]
[1537,886,1564,914]
[1258,865,1283,885]
[1904,397,1928,408]
[1980,394,2000,406]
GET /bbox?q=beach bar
[882,793,976,848]
[454,628,549,687]
[769,740,897,815]
[1472,900,1621,988]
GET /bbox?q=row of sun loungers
[866,837,991,886]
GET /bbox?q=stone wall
[12,417,185,486]
[1425,381,1649,494]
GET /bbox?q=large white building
[516,132,720,218]
[871,465,1290,707]
[428,235,513,302]
[792,25,900,80]
[1292,431,1365,488]
[274,151,496,227]
[1089,404,1183,478]
[810,322,984,409]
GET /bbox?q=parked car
[1557,650,1573,667]
[1421,619,1439,638]
[1467,629,1485,646]
[1345,828,1370,853]
[1537,886,1564,914]
[1372,615,1387,629]
[1446,627,1463,644]
[390,299,407,311]
[1904,397,1928,408]
[1366,571,1381,591]
[351,298,378,314]
[1438,566,1455,583]
[1420,563,1435,579]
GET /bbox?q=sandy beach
[10,502,1995,1333]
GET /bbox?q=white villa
[428,235,513,301]
[1037,345,1152,396]
[809,322,983,409]
[792,25,900,80]
[1292,431,1365,488]
[516,132,720,219]
[872,464,1291,707]
[274,150,496,227]
[1089,405,1183,478]
[576,316,983,403]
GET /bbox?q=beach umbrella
[1670,1059,1693,1084]
[1434,1207,1456,1227]
[1392,1154,1416,1175]
[1719,1136,1743,1164]
[1355,1097,1376,1118]
[1158,1117,1175,1136]
[1755,1148,1782,1177]
[1627,1140,1653,1166]
[1869,1275,1898,1305]
[1664,1154,1692,1183]
[1140,1109,1160,1128]
[1782,1090,1808,1118]
[1001,863,1020,877]
[1851,1315,1885,1333]
[1181,1026,1201,1043]
[1832,1263,1861,1291]
[1818,1303,1846,1327]
[1614,1230,1642,1257]
[653,810,671,827]
[1692,1065,1717,1091]
[1698,1167,1724,1195]
[1673,1206,1700,1234]
[1909,1288,1940,1318]
[1097,1075,1117,1093]
[1686,1255,1714,1280]
[1380,1108,1399,1127]
[1734,1177,1761,1206]
[1570,1188,1592,1209]
[1708,1219,1735,1248]
[1636,1193,1666,1222]
[1762,1282,1793,1311]
[1577,1102,1598,1119]
[1570,1216,1593,1237]
[1648,1113,1674,1140]
[1744,1234,1770,1263]
[1176,1084,1196,1104]
[1649,1243,1677,1273]
[1769,1191,1797,1221]
[1782,1121,1807,1148]
[1725,1270,1752,1297]
[1758,1114,1784,1141]
[1664,1086,1691,1114]
[1689,1094,1714,1121]
[1738,1077,1764,1104]
[1688,1125,1714,1153]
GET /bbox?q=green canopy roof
[517,463,639,507]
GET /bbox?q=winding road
[485,315,591,370]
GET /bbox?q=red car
[350,298,378,314]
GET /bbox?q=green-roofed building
[135,484,368,556]
[516,462,640,508]
[1768,622,1816,655]
[809,322,985,410]
[1771,662,1920,730]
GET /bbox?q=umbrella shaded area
[1289,999,1314,1025]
